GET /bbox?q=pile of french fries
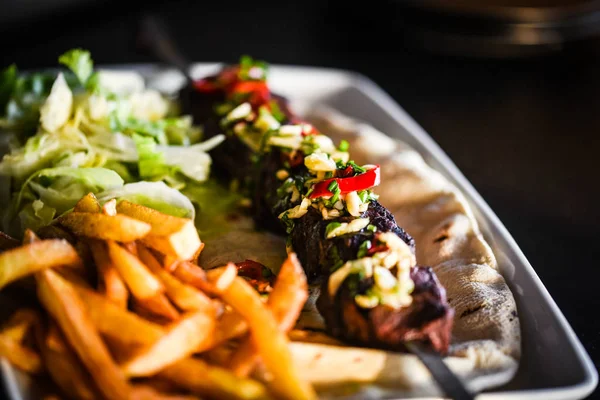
[0,193,316,400]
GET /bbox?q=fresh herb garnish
[238,55,268,81]
[327,180,339,193]
[281,212,295,234]
[58,48,95,88]
[348,160,366,174]
[325,222,342,238]
[338,139,349,152]
[269,100,285,122]
[367,224,377,232]
[357,240,372,258]
[276,178,294,197]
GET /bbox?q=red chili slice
[367,245,389,256]
[231,81,270,108]
[192,78,221,93]
[308,165,381,199]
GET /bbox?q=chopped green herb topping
[347,160,366,174]
[238,55,268,81]
[325,222,342,238]
[338,139,349,152]
[357,240,372,258]
[367,224,377,232]
[269,100,285,122]
[327,180,339,193]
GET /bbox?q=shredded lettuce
[97,181,195,219]
[58,48,94,86]
[0,48,226,236]
[2,167,124,236]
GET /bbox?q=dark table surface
[2,0,599,398]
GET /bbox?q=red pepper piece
[192,78,221,93]
[231,81,270,108]
[367,245,389,256]
[308,165,381,199]
[301,124,319,136]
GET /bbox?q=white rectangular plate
[2,63,597,400]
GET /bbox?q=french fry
[133,294,180,322]
[74,286,164,346]
[205,263,238,294]
[0,333,43,374]
[131,384,201,400]
[138,246,215,314]
[73,192,102,213]
[193,308,250,354]
[38,322,98,400]
[58,212,151,242]
[116,200,201,260]
[170,261,214,294]
[89,240,128,308]
[0,239,82,290]
[191,243,205,264]
[228,253,308,377]
[35,269,132,400]
[22,229,39,244]
[122,311,216,377]
[106,241,163,299]
[209,269,316,400]
[0,309,39,342]
[0,231,19,251]
[158,357,273,400]
[0,309,43,375]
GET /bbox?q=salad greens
[0,48,234,237]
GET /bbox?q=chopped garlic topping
[279,197,311,220]
[331,151,350,164]
[326,218,370,239]
[40,73,72,132]
[255,112,280,132]
[267,135,303,150]
[355,294,378,309]
[304,152,337,172]
[279,125,303,136]
[374,266,396,291]
[225,102,252,122]
[328,258,374,296]
[345,191,362,217]
[378,232,416,269]
[322,207,341,220]
[310,135,336,153]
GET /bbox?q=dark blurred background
[2,0,599,398]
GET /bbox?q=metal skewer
[406,341,475,400]
[135,14,476,400]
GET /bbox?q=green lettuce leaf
[96,181,195,219]
[4,167,124,235]
[58,48,94,86]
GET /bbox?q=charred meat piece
[316,266,454,354]
[290,203,415,283]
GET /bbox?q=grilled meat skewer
[180,58,454,353]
